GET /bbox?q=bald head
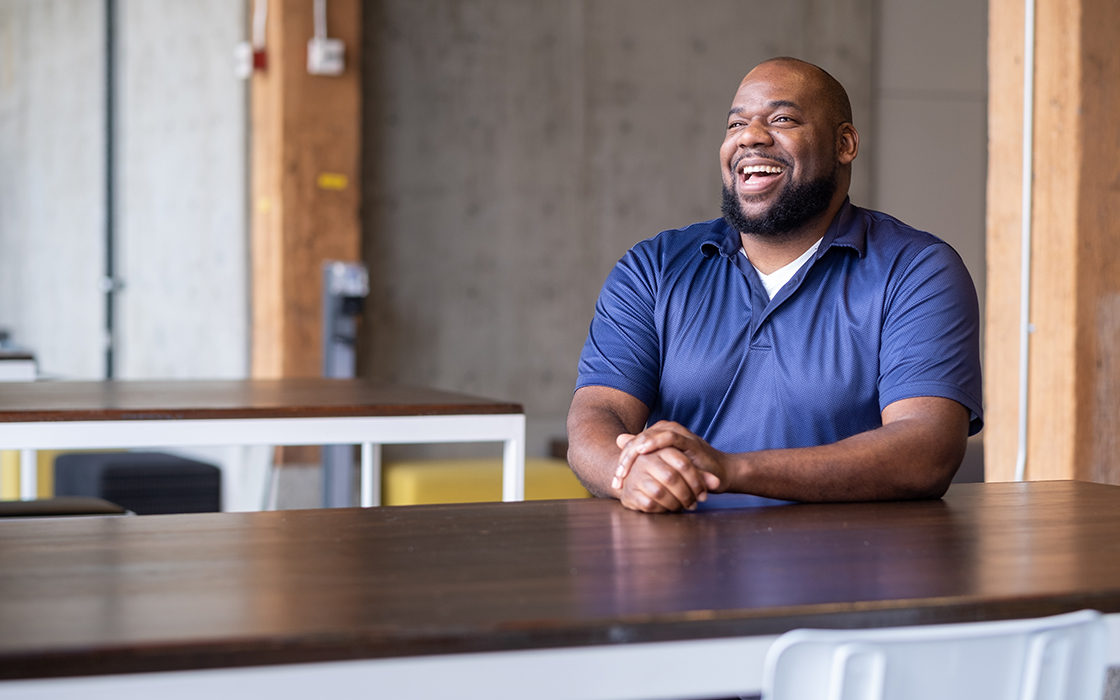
[749,57,853,127]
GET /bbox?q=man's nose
[738,119,773,148]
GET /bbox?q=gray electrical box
[321,261,369,507]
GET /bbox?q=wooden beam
[986,0,1120,483]
[250,0,362,379]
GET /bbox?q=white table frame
[1,614,1117,700]
[0,413,526,507]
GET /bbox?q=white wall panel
[116,0,247,379]
[0,0,105,379]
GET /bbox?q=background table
[0,379,525,507]
[0,480,1118,699]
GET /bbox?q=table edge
[3,591,1118,682]
[0,404,525,422]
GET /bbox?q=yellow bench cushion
[383,457,591,506]
[1,449,123,500]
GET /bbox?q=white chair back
[762,609,1108,700]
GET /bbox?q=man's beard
[721,169,838,238]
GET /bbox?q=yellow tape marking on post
[316,173,349,191]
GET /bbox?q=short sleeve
[575,244,662,409]
[878,242,984,435]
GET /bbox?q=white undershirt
[742,238,823,299]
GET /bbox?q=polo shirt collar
[699,197,866,260]
[699,221,741,259]
[821,198,866,258]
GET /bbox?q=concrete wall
[116,0,248,379]
[361,0,876,457]
[0,0,105,379]
[871,0,988,308]
[0,0,248,381]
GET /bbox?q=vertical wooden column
[986,0,1120,483]
[250,0,362,379]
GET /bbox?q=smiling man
[566,57,982,513]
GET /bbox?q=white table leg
[361,442,381,508]
[219,446,244,513]
[502,417,525,502]
[19,449,37,501]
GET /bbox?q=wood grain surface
[250,0,363,379]
[0,378,521,422]
[984,0,1026,482]
[1,481,1119,680]
[986,0,1120,485]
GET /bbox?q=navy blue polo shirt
[576,200,983,455]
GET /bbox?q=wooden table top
[2,480,1119,681]
[0,378,522,422]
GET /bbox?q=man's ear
[837,123,859,165]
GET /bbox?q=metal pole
[1014,0,1037,482]
[104,0,118,379]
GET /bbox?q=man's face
[719,62,850,236]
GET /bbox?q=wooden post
[250,0,362,380]
[986,0,1120,483]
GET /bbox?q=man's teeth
[741,165,784,175]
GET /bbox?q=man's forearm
[720,415,966,502]
[566,386,655,498]
[566,410,626,498]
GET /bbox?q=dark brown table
[0,480,1118,699]
[0,378,525,507]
